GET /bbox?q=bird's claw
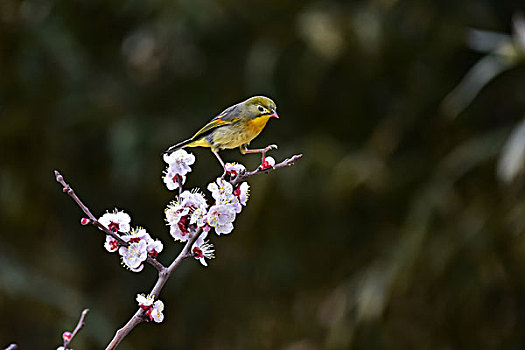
[261,144,278,161]
[265,144,278,152]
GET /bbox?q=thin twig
[230,154,303,187]
[54,170,127,246]
[54,171,166,273]
[62,308,90,350]
[4,344,18,350]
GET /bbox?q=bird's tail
[163,138,194,155]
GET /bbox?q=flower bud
[80,218,90,225]
[259,156,276,170]
[62,331,72,342]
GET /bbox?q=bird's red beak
[270,112,279,119]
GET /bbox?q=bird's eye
[257,105,265,113]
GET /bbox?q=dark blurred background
[1,0,525,349]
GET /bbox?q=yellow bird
[164,96,279,168]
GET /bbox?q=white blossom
[192,232,215,266]
[207,177,245,213]
[99,209,131,233]
[179,189,208,210]
[235,182,250,206]
[163,149,195,176]
[260,156,276,170]
[207,204,236,235]
[165,190,208,241]
[118,227,162,260]
[104,235,119,252]
[224,162,246,178]
[165,200,189,226]
[162,168,186,191]
[137,295,165,323]
[165,201,191,241]
[150,300,165,323]
[190,207,208,227]
[136,293,155,308]
[147,238,163,258]
[119,239,148,271]
[121,227,150,243]
[207,177,235,204]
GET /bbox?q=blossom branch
[56,149,300,349]
[230,153,303,187]
[106,229,202,350]
[54,170,166,273]
[62,308,90,350]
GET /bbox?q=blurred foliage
[1,0,525,349]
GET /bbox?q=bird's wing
[190,105,240,140]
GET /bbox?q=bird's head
[242,96,279,120]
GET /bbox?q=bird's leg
[212,150,226,168]
[240,144,278,162]
[212,150,228,178]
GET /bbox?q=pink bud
[259,159,271,170]
[259,156,276,170]
[80,218,90,225]
[62,188,68,192]
[62,331,72,342]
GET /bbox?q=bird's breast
[246,115,271,136]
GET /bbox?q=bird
[164,96,279,169]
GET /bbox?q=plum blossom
[259,156,275,170]
[104,235,119,252]
[190,207,207,227]
[234,182,250,206]
[150,300,164,323]
[207,177,235,204]
[224,162,246,178]
[166,201,191,241]
[205,176,251,234]
[118,227,162,271]
[99,209,131,233]
[163,149,195,176]
[137,294,165,323]
[119,239,147,272]
[179,189,207,209]
[147,238,163,258]
[165,190,208,241]
[126,227,164,258]
[162,150,195,191]
[192,232,215,266]
[206,203,236,234]
[136,293,155,308]
[162,169,186,191]
[207,177,244,213]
